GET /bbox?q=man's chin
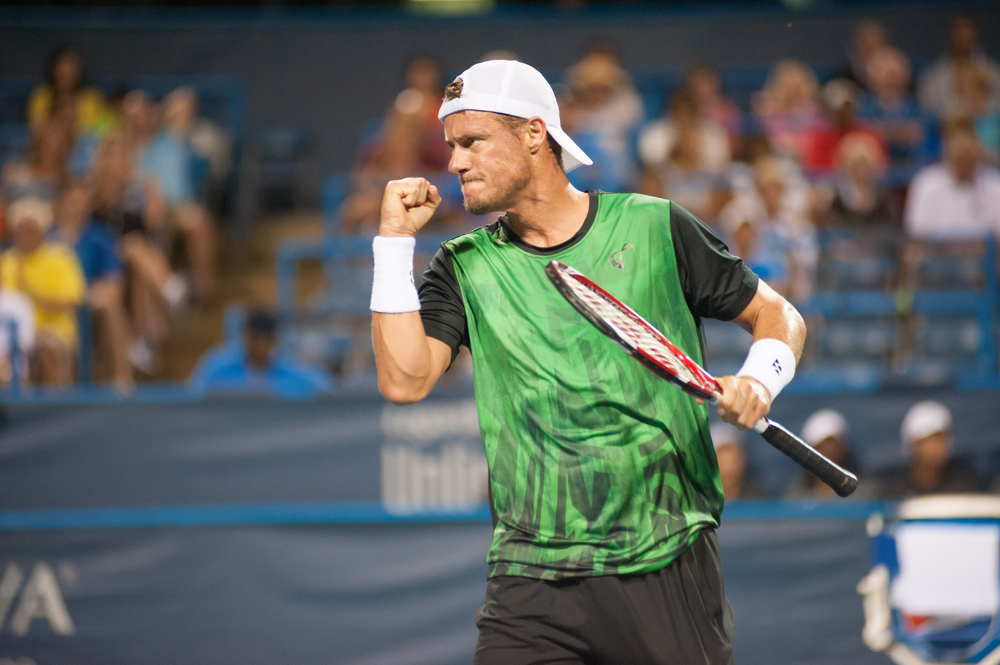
[463,196,501,216]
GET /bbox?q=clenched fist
[379,177,442,238]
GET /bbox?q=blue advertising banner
[0,512,887,665]
[0,391,996,663]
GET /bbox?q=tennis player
[371,60,806,665]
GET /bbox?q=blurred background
[0,0,999,663]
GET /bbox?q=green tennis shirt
[419,192,758,580]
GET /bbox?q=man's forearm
[372,311,440,404]
[747,296,806,362]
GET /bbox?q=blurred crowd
[712,398,995,501]
[2,14,1000,400]
[345,16,1000,304]
[0,46,230,391]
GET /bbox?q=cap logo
[444,77,463,102]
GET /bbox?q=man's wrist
[377,225,416,238]
[736,338,796,401]
[370,236,420,313]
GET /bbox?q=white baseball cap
[8,197,54,232]
[437,59,593,173]
[801,409,849,448]
[900,400,952,454]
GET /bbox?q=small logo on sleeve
[610,243,634,269]
[772,359,783,375]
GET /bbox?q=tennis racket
[545,260,858,498]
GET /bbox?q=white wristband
[736,338,796,401]
[371,236,421,313]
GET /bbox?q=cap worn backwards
[437,60,593,173]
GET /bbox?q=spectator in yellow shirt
[1,197,87,386]
[28,46,105,136]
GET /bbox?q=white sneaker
[162,275,190,315]
[128,337,157,374]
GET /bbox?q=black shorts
[474,528,735,665]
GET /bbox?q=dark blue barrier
[0,392,997,663]
[2,390,998,510]
[0,504,888,665]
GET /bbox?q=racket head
[545,260,722,402]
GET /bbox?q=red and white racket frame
[545,260,858,498]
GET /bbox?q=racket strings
[565,278,701,386]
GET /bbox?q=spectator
[718,156,817,299]
[727,134,810,197]
[686,66,742,151]
[90,132,185,375]
[904,117,1000,240]
[858,46,926,164]
[918,15,1000,116]
[640,113,731,223]
[27,46,105,136]
[161,86,233,210]
[52,181,133,392]
[786,409,870,499]
[803,78,888,172]
[639,87,730,173]
[0,286,36,388]
[562,51,644,192]
[711,423,768,500]
[2,117,75,204]
[340,56,456,234]
[188,309,335,397]
[880,400,979,497]
[952,61,1000,164]
[752,59,823,162]
[125,90,216,302]
[822,133,900,229]
[0,198,86,386]
[842,20,889,91]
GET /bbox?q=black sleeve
[670,202,759,321]
[418,245,468,365]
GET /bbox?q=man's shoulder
[977,166,1000,189]
[198,344,246,372]
[596,191,671,218]
[271,356,335,392]
[33,242,83,269]
[441,223,498,254]
[910,163,951,190]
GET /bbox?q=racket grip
[755,418,859,497]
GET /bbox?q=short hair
[495,114,563,171]
[246,309,278,335]
[943,115,976,141]
[444,77,463,102]
[45,46,86,92]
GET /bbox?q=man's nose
[449,148,469,175]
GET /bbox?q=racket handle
[753,418,859,497]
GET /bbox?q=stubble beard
[461,163,531,216]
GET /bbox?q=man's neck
[503,175,590,248]
[951,165,977,185]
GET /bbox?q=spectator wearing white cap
[786,408,870,499]
[879,400,979,498]
[712,422,769,500]
[0,197,86,386]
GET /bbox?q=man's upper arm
[669,202,758,321]
[418,246,468,367]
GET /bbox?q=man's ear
[524,117,548,155]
